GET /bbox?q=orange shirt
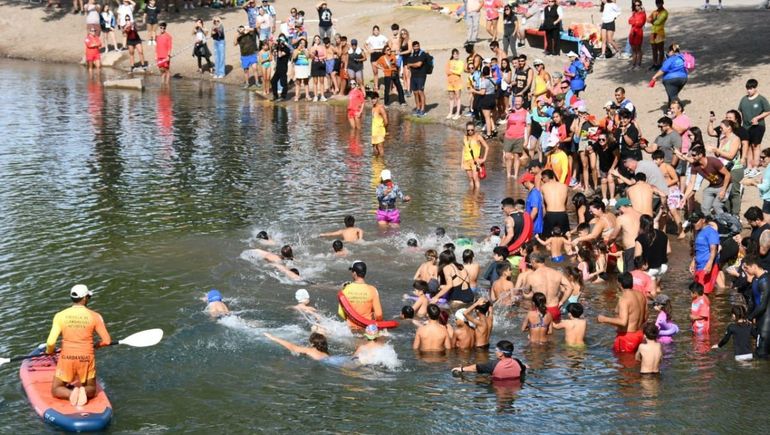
[84,34,101,56]
[376,53,398,77]
[46,305,111,357]
[337,282,383,327]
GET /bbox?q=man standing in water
[522,253,570,323]
[46,285,111,406]
[540,169,569,237]
[413,304,451,352]
[155,22,172,85]
[498,197,524,249]
[376,169,411,228]
[689,211,720,294]
[608,198,641,272]
[597,273,647,353]
[338,261,383,329]
[452,340,525,380]
[320,215,364,242]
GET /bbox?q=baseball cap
[380,169,392,181]
[604,100,614,109]
[527,160,543,169]
[351,38,358,45]
[653,294,670,306]
[566,51,579,58]
[577,104,589,113]
[454,308,475,328]
[519,172,536,185]
[615,197,631,208]
[206,289,222,303]
[70,284,93,299]
[688,211,706,223]
[295,288,310,303]
[364,324,380,340]
[533,58,544,66]
[349,261,367,276]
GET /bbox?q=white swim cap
[295,288,310,303]
[455,308,474,328]
[380,169,392,181]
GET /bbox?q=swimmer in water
[255,230,277,246]
[464,298,493,349]
[407,238,419,248]
[263,332,330,361]
[552,303,586,347]
[410,280,430,318]
[452,308,476,349]
[320,215,364,242]
[332,240,349,257]
[490,262,515,305]
[413,304,451,352]
[249,244,294,264]
[485,225,502,246]
[290,289,320,319]
[636,323,662,374]
[354,324,386,358]
[205,289,230,318]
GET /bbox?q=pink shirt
[673,113,692,153]
[155,33,172,60]
[484,0,502,20]
[505,108,529,140]
[691,295,710,335]
[631,270,653,297]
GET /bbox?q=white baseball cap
[70,284,93,299]
[454,308,474,328]
[566,51,579,58]
[295,289,310,303]
[380,169,392,181]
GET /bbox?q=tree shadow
[593,8,770,88]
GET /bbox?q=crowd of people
[74,0,770,387]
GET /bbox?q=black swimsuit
[447,266,474,303]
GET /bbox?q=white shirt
[601,3,621,23]
[365,34,389,51]
[117,4,133,27]
[256,13,270,30]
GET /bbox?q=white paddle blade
[0,358,9,367]
[118,329,164,347]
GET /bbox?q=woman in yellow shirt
[446,48,465,120]
[462,122,490,190]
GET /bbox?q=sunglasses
[598,138,607,142]
[467,129,475,133]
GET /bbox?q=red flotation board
[507,212,534,254]
[20,348,112,432]
[337,291,399,329]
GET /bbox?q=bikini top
[530,311,546,329]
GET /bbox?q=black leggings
[196,54,212,70]
[546,28,560,55]
[502,31,517,59]
[271,69,288,98]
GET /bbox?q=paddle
[0,328,164,368]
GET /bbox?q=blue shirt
[525,188,544,235]
[245,6,258,28]
[568,60,585,91]
[694,225,720,271]
[376,183,405,208]
[661,54,688,81]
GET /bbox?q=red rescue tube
[507,212,533,254]
[337,291,399,329]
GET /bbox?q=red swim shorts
[546,305,561,323]
[86,52,101,62]
[613,329,644,353]
[157,58,170,70]
[694,265,719,294]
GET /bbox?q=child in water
[490,262,515,305]
[410,280,431,318]
[452,308,476,349]
[291,289,320,319]
[552,303,586,347]
[205,289,230,318]
[522,292,552,344]
[689,282,710,336]
[534,227,569,263]
[712,305,757,361]
[560,266,583,314]
[636,323,663,374]
[332,240,349,257]
[652,294,679,344]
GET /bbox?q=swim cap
[364,324,379,340]
[207,289,223,303]
[295,288,310,303]
[454,308,474,328]
[380,169,392,181]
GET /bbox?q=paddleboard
[20,348,112,432]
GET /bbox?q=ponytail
[533,292,547,316]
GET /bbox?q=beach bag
[682,52,696,72]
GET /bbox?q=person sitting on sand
[452,308,476,350]
[320,215,364,242]
[332,240,348,257]
[552,303,586,347]
[205,289,230,318]
[263,332,329,361]
[413,304,451,352]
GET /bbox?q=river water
[0,59,766,433]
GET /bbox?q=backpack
[713,213,741,239]
[424,52,434,75]
[682,52,696,72]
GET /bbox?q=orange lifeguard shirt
[337,282,383,326]
[46,305,111,356]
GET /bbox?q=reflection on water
[0,59,768,433]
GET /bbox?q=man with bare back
[540,169,569,237]
[320,215,364,242]
[413,304,451,352]
[521,252,569,323]
[608,198,642,272]
[597,272,648,353]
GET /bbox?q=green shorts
[503,137,525,154]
